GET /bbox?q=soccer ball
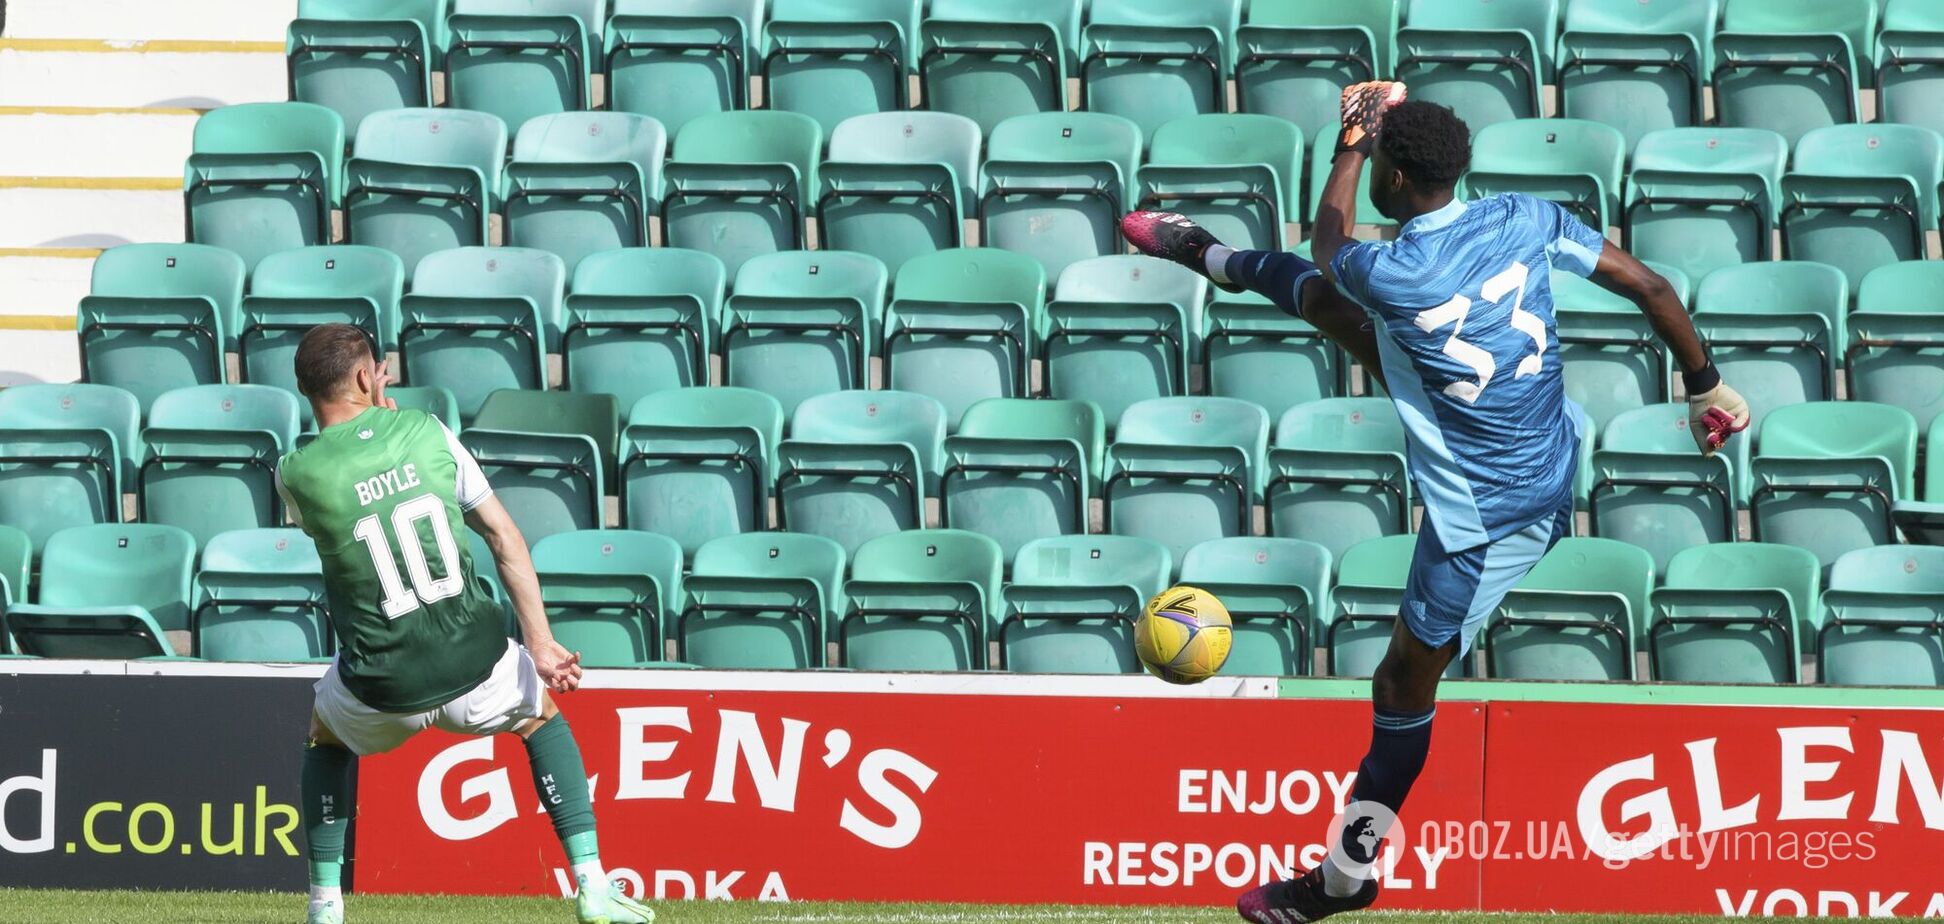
[1133,585,1233,684]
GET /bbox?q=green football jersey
[276,407,507,713]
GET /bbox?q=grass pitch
[0,891,1793,924]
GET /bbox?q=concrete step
[0,323,82,386]
[6,0,297,42]
[0,106,200,178]
[0,178,182,248]
[0,247,97,316]
[0,39,287,109]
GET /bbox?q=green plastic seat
[763,0,921,137]
[398,246,564,421]
[240,245,404,427]
[1000,534,1170,673]
[777,390,945,556]
[1556,0,1717,153]
[919,0,1079,136]
[1465,118,1625,230]
[193,527,329,661]
[1080,0,1239,145]
[980,112,1143,283]
[0,525,29,613]
[1651,542,1820,683]
[1623,127,1787,285]
[1138,114,1302,251]
[1713,0,1875,146]
[345,108,507,283]
[1235,0,1399,142]
[465,389,617,542]
[288,0,447,137]
[388,386,460,431]
[141,385,301,548]
[504,112,667,272]
[1205,284,1346,422]
[605,0,761,139]
[7,523,194,657]
[1878,0,1944,136]
[1395,0,1557,133]
[1305,121,1398,228]
[842,528,1003,670]
[1486,537,1653,681]
[184,102,344,274]
[940,398,1100,563]
[79,243,244,413]
[1267,398,1409,562]
[619,387,782,556]
[531,529,682,666]
[1044,256,1204,430]
[722,250,887,419]
[1819,545,1944,685]
[444,0,600,131]
[885,247,1044,428]
[1180,536,1331,677]
[1590,403,1741,576]
[1693,262,1848,420]
[1782,124,1944,299]
[680,531,845,668]
[1850,262,1944,434]
[1105,397,1268,573]
[1892,414,1944,543]
[0,383,138,554]
[562,248,725,413]
[663,110,823,282]
[819,112,980,277]
[1752,401,1917,571]
[1329,534,1459,678]
[1551,262,1689,432]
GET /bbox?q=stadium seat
[919,0,1080,135]
[1692,262,1847,419]
[604,0,761,139]
[819,112,980,277]
[287,0,448,137]
[1080,0,1240,144]
[1267,398,1410,562]
[763,0,921,136]
[1138,114,1303,252]
[1465,118,1625,230]
[1000,534,1170,673]
[1306,121,1398,228]
[777,390,945,556]
[721,250,887,419]
[531,529,683,666]
[679,531,845,668]
[1623,127,1787,285]
[940,398,1100,563]
[1782,124,1944,298]
[1892,414,1944,544]
[6,523,195,657]
[1849,262,1944,434]
[1590,403,1742,576]
[0,525,29,609]
[1234,0,1400,142]
[1878,0,1944,136]
[561,248,726,413]
[444,0,600,130]
[464,389,616,542]
[1179,536,1331,676]
[1204,284,1345,422]
[885,248,1044,428]
[841,528,1003,670]
[1104,397,1268,571]
[1394,0,1557,133]
[239,246,404,426]
[980,112,1143,283]
[663,111,822,281]
[1713,0,1875,146]
[1328,534,1467,678]
[388,386,460,431]
[1556,0,1716,153]
[618,387,782,555]
[140,385,301,547]
[344,108,507,283]
[1044,256,1204,429]
[1752,401,1917,571]
[1550,264,1688,432]
[184,102,343,274]
[1651,542,1820,683]
[78,243,244,412]
[0,383,138,554]
[193,528,329,661]
[1485,537,1653,681]
[398,247,564,421]
[1819,545,1944,685]
[504,112,666,272]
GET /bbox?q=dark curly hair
[1377,100,1472,188]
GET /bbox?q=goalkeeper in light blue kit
[1123,84,1750,922]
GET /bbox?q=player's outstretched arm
[1591,242,1750,455]
[1313,82,1406,282]
[464,497,583,692]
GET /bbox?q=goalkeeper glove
[1685,364,1750,456]
[1337,81,1408,156]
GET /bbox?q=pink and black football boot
[1236,867,1379,924]
[1120,210,1243,293]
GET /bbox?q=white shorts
[312,640,544,756]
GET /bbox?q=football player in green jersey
[277,325,655,924]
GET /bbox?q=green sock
[301,741,354,888]
[563,831,600,867]
[523,714,598,855]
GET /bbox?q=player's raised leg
[512,697,657,924]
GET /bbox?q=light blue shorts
[1401,498,1573,656]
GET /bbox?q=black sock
[1222,249,1322,317]
[1350,706,1435,813]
